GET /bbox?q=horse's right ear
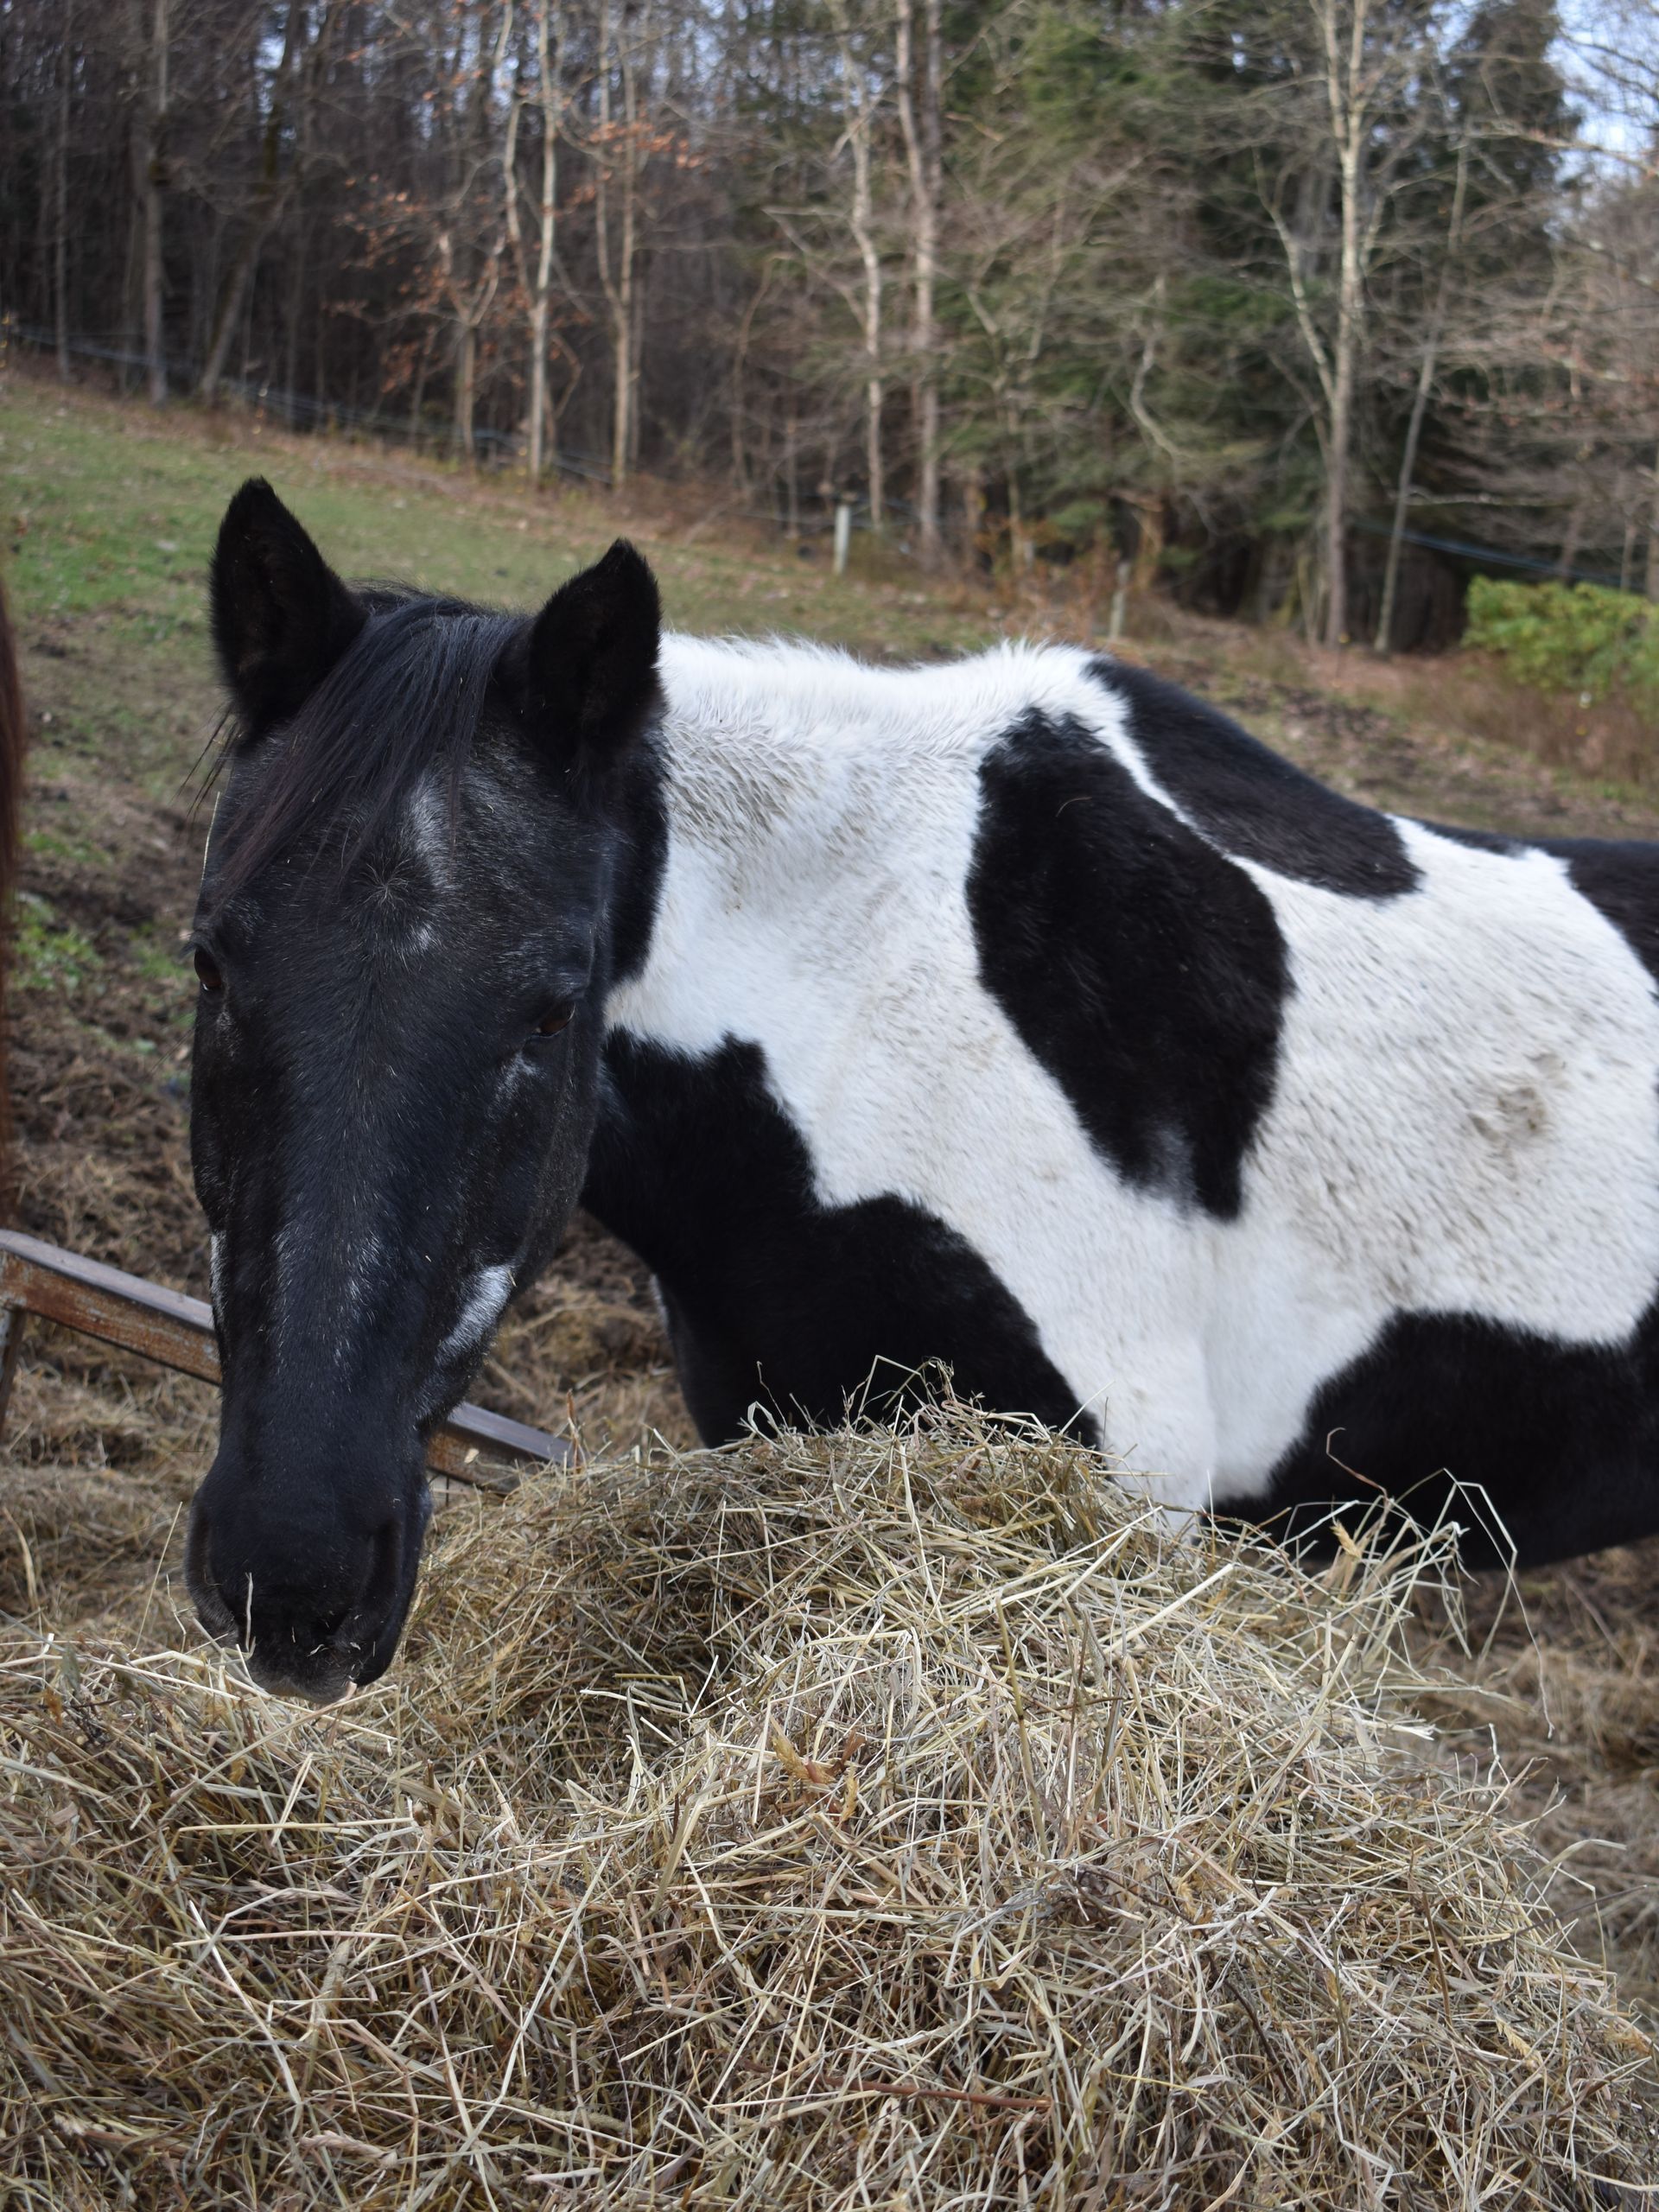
[511,539,663,772]
[211,480,365,727]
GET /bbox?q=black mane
[208,589,525,899]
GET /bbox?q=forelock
[206,595,525,902]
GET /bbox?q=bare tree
[829,0,885,530]
[53,1,75,381]
[0,0,1623,621]
[198,2,316,405]
[444,0,512,465]
[895,0,942,563]
[506,0,569,484]
[1376,140,1467,652]
[592,0,652,488]
[127,0,171,405]
[1259,0,1427,646]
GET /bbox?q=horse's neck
[607,632,1088,1046]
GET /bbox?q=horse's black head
[184,480,662,1700]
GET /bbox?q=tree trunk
[1555,488,1586,581]
[1007,465,1032,574]
[1647,442,1659,602]
[1128,494,1164,592]
[785,397,800,538]
[408,329,431,441]
[623,16,645,482]
[131,0,170,408]
[140,160,166,405]
[1376,145,1466,654]
[454,320,477,464]
[526,0,563,486]
[896,0,942,565]
[594,0,640,489]
[54,9,73,381]
[529,292,552,480]
[1321,3,1366,648]
[285,237,305,422]
[958,461,983,569]
[829,0,882,531]
[199,232,267,405]
[199,3,307,405]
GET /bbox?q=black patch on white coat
[968,710,1287,1220]
[1257,1301,1659,1569]
[583,1034,1093,1445]
[1543,838,1659,990]
[1089,658,1421,898]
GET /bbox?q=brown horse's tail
[0,578,23,1216]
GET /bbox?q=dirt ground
[3,369,1658,2039]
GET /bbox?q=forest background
[1,0,1656,654]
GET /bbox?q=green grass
[13,890,102,994]
[1,372,1010,838]
[6,364,1659,858]
[23,825,111,870]
[2,373,995,725]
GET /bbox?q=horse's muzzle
[184,1457,432,1703]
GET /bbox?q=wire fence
[2,317,618,480]
[1350,516,1637,594]
[8,318,1647,596]
[1,318,877,543]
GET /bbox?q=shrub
[1465,576,1659,717]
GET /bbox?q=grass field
[3,361,1659,2058]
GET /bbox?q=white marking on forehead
[362,773,453,953]
[440,1264,514,1364]
[404,778,452,879]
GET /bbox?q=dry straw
[2,1409,1654,2208]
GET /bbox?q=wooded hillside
[2,0,1656,646]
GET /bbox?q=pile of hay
[2,1414,1653,2208]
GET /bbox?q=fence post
[0,1303,24,1446]
[1107,556,1132,644]
[833,499,853,578]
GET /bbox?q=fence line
[1350,517,1632,594]
[1,317,874,537]
[12,320,1643,594]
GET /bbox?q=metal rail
[0,1228,568,1490]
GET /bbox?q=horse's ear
[513,540,662,768]
[211,479,365,727]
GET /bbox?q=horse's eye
[534,1002,575,1038]
[194,949,225,993]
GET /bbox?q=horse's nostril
[349,1516,404,1646]
[184,1457,429,1697]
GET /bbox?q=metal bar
[0,1228,568,1484]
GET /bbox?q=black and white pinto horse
[187,480,1659,1700]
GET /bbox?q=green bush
[1464,576,1659,715]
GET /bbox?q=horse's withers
[184,482,663,1699]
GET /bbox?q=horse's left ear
[212,479,365,728]
[514,540,662,768]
